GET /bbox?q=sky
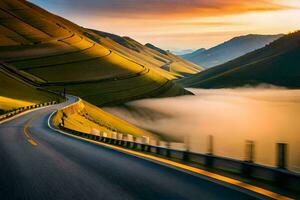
[28,0,300,50]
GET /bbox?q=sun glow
[29,0,300,49]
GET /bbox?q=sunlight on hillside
[52,100,159,140]
[0,96,34,111]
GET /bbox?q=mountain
[88,30,203,77]
[0,0,199,110]
[182,34,283,68]
[179,31,300,88]
[0,69,58,113]
[171,49,198,56]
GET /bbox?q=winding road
[0,97,269,200]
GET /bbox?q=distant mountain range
[182,34,283,68]
[171,49,198,55]
[179,31,300,88]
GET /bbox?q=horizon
[28,0,300,50]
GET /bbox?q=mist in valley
[104,86,300,172]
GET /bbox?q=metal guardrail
[0,101,58,122]
[57,125,300,193]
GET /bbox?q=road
[0,97,267,200]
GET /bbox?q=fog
[104,87,300,172]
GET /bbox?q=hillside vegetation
[0,0,196,110]
[179,31,300,88]
[183,34,283,68]
[87,30,202,77]
[0,69,57,112]
[52,100,158,140]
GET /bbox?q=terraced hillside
[86,30,202,78]
[179,31,300,88]
[0,0,193,108]
[0,69,57,113]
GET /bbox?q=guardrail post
[183,136,190,161]
[277,143,287,169]
[245,140,255,163]
[242,140,255,177]
[107,137,111,144]
[132,137,137,149]
[276,143,288,187]
[166,142,171,157]
[208,135,214,154]
[205,135,214,168]
[126,134,132,148]
[150,140,157,154]
[141,136,150,152]
[118,134,123,146]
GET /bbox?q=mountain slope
[179,31,300,88]
[0,0,192,108]
[0,68,57,112]
[183,34,283,68]
[87,30,203,77]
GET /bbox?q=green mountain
[183,34,283,68]
[179,31,300,88]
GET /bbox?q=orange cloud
[29,0,300,49]
[30,0,296,19]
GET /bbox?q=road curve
[0,97,267,200]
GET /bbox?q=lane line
[23,118,39,147]
[21,96,77,147]
[48,115,292,200]
[27,139,38,146]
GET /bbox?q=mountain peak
[182,34,284,68]
[179,30,300,88]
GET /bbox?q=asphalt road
[0,97,267,200]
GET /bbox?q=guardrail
[56,125,300,193]
[0,101,58,122]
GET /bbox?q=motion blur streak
[105,87,300,172]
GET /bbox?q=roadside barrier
[0,101,57,122]
[56,124,300,193]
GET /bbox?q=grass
[0,70,58,111]
[25,52,144,82]
[41,67,189,106]
[0,96,33,111]
[52,100,158,139]
[0,0,191,107]
[0,0,192,142]
[88,29,203,77]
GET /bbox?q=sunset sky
[29,0,300,50]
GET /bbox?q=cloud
[28,0,300,49]
[177,21,243,27]
[104,88,300,171]
[29,0,295,19]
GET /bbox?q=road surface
[0,96,268,200]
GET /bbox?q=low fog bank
[104,88,300,172]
